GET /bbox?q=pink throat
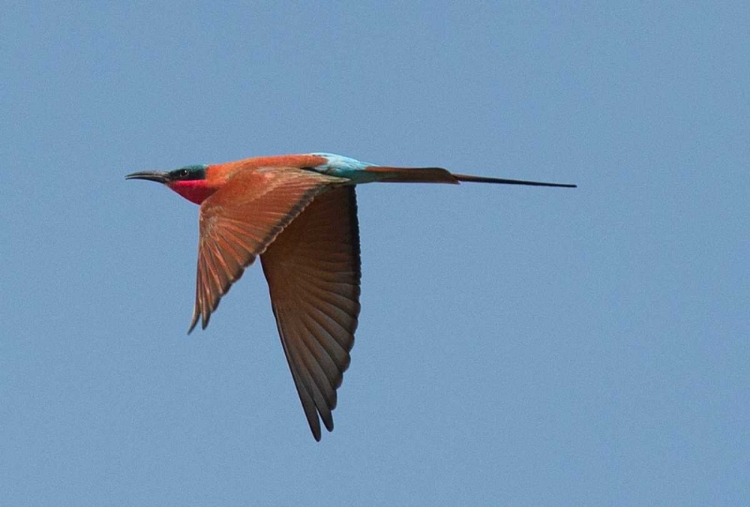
[168,180,216,205]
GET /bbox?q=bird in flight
[126,153,576,440]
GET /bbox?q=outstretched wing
[190,168,341,332]
[260,187,361,441]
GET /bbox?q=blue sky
[2,2,748,505]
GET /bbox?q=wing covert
[190,168,341,332]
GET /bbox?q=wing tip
[312,426,322,442]
[308,413,334,441]
[187,315,199,334]
[187,307,210,334]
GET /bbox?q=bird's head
[126,164,217,204]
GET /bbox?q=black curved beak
[125,171,170,183]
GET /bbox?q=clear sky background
[2,2,748,505]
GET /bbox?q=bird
[126,152,576,440]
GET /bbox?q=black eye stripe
[169,166,206,181]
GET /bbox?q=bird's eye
[180,169,190,178]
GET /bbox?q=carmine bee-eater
[126,153,576,440]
